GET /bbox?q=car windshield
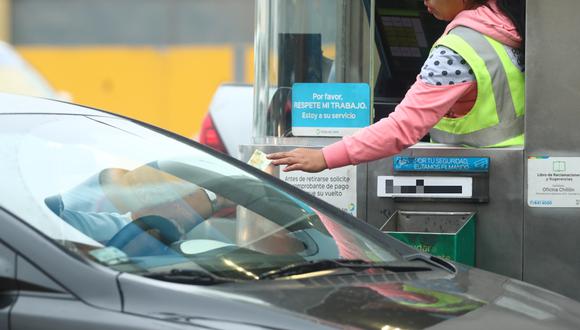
[0,112,401,281]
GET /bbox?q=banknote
[247,149,272,172]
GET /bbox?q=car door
[9,255,174,330]
[0,208,200,330]
[8,253,197,330]
[9,254,82,330]
[0,207,120,330]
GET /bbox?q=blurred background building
[1,0,254,138]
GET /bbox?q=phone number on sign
[529,200,553,206]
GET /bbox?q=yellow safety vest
[430,27,525,147]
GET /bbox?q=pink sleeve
[322,79,476,169]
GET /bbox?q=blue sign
[292,83,371,137]
[393,156,490,172]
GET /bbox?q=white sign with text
[279,166,357,216]
[528,157,580,207]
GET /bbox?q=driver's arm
[100,166,232,230]
[129,188,230,232]
[60,208,132,242]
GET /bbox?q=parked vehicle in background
[0,41,61,99]
[198,84,253,159]
[2,92,580,329]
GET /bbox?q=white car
[0,41,61,99]
[198,83,254,159]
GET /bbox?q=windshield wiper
[258,258,432,280]
[404,253,457,274]
[143,269,232,285]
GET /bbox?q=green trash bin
[380,211,476,266]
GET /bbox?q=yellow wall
[18,46,236,138]
[244,46,254,84]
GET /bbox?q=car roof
[0,92,115,117]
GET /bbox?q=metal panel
[524,0,580,301]
[242,142,524,280]
[367,144,524,279]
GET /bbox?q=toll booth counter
[243,0,580,300]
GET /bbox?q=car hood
[118,266,580,329]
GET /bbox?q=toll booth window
[373,3,446,122]
[254,0,374,138]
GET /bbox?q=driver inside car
[47,160,317,260]
[48,163,232,245]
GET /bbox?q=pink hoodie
[322,0,522,169]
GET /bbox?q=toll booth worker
[267,0,525,173]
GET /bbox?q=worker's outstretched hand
[267,148,328,173]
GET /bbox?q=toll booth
[242,0,580,301]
